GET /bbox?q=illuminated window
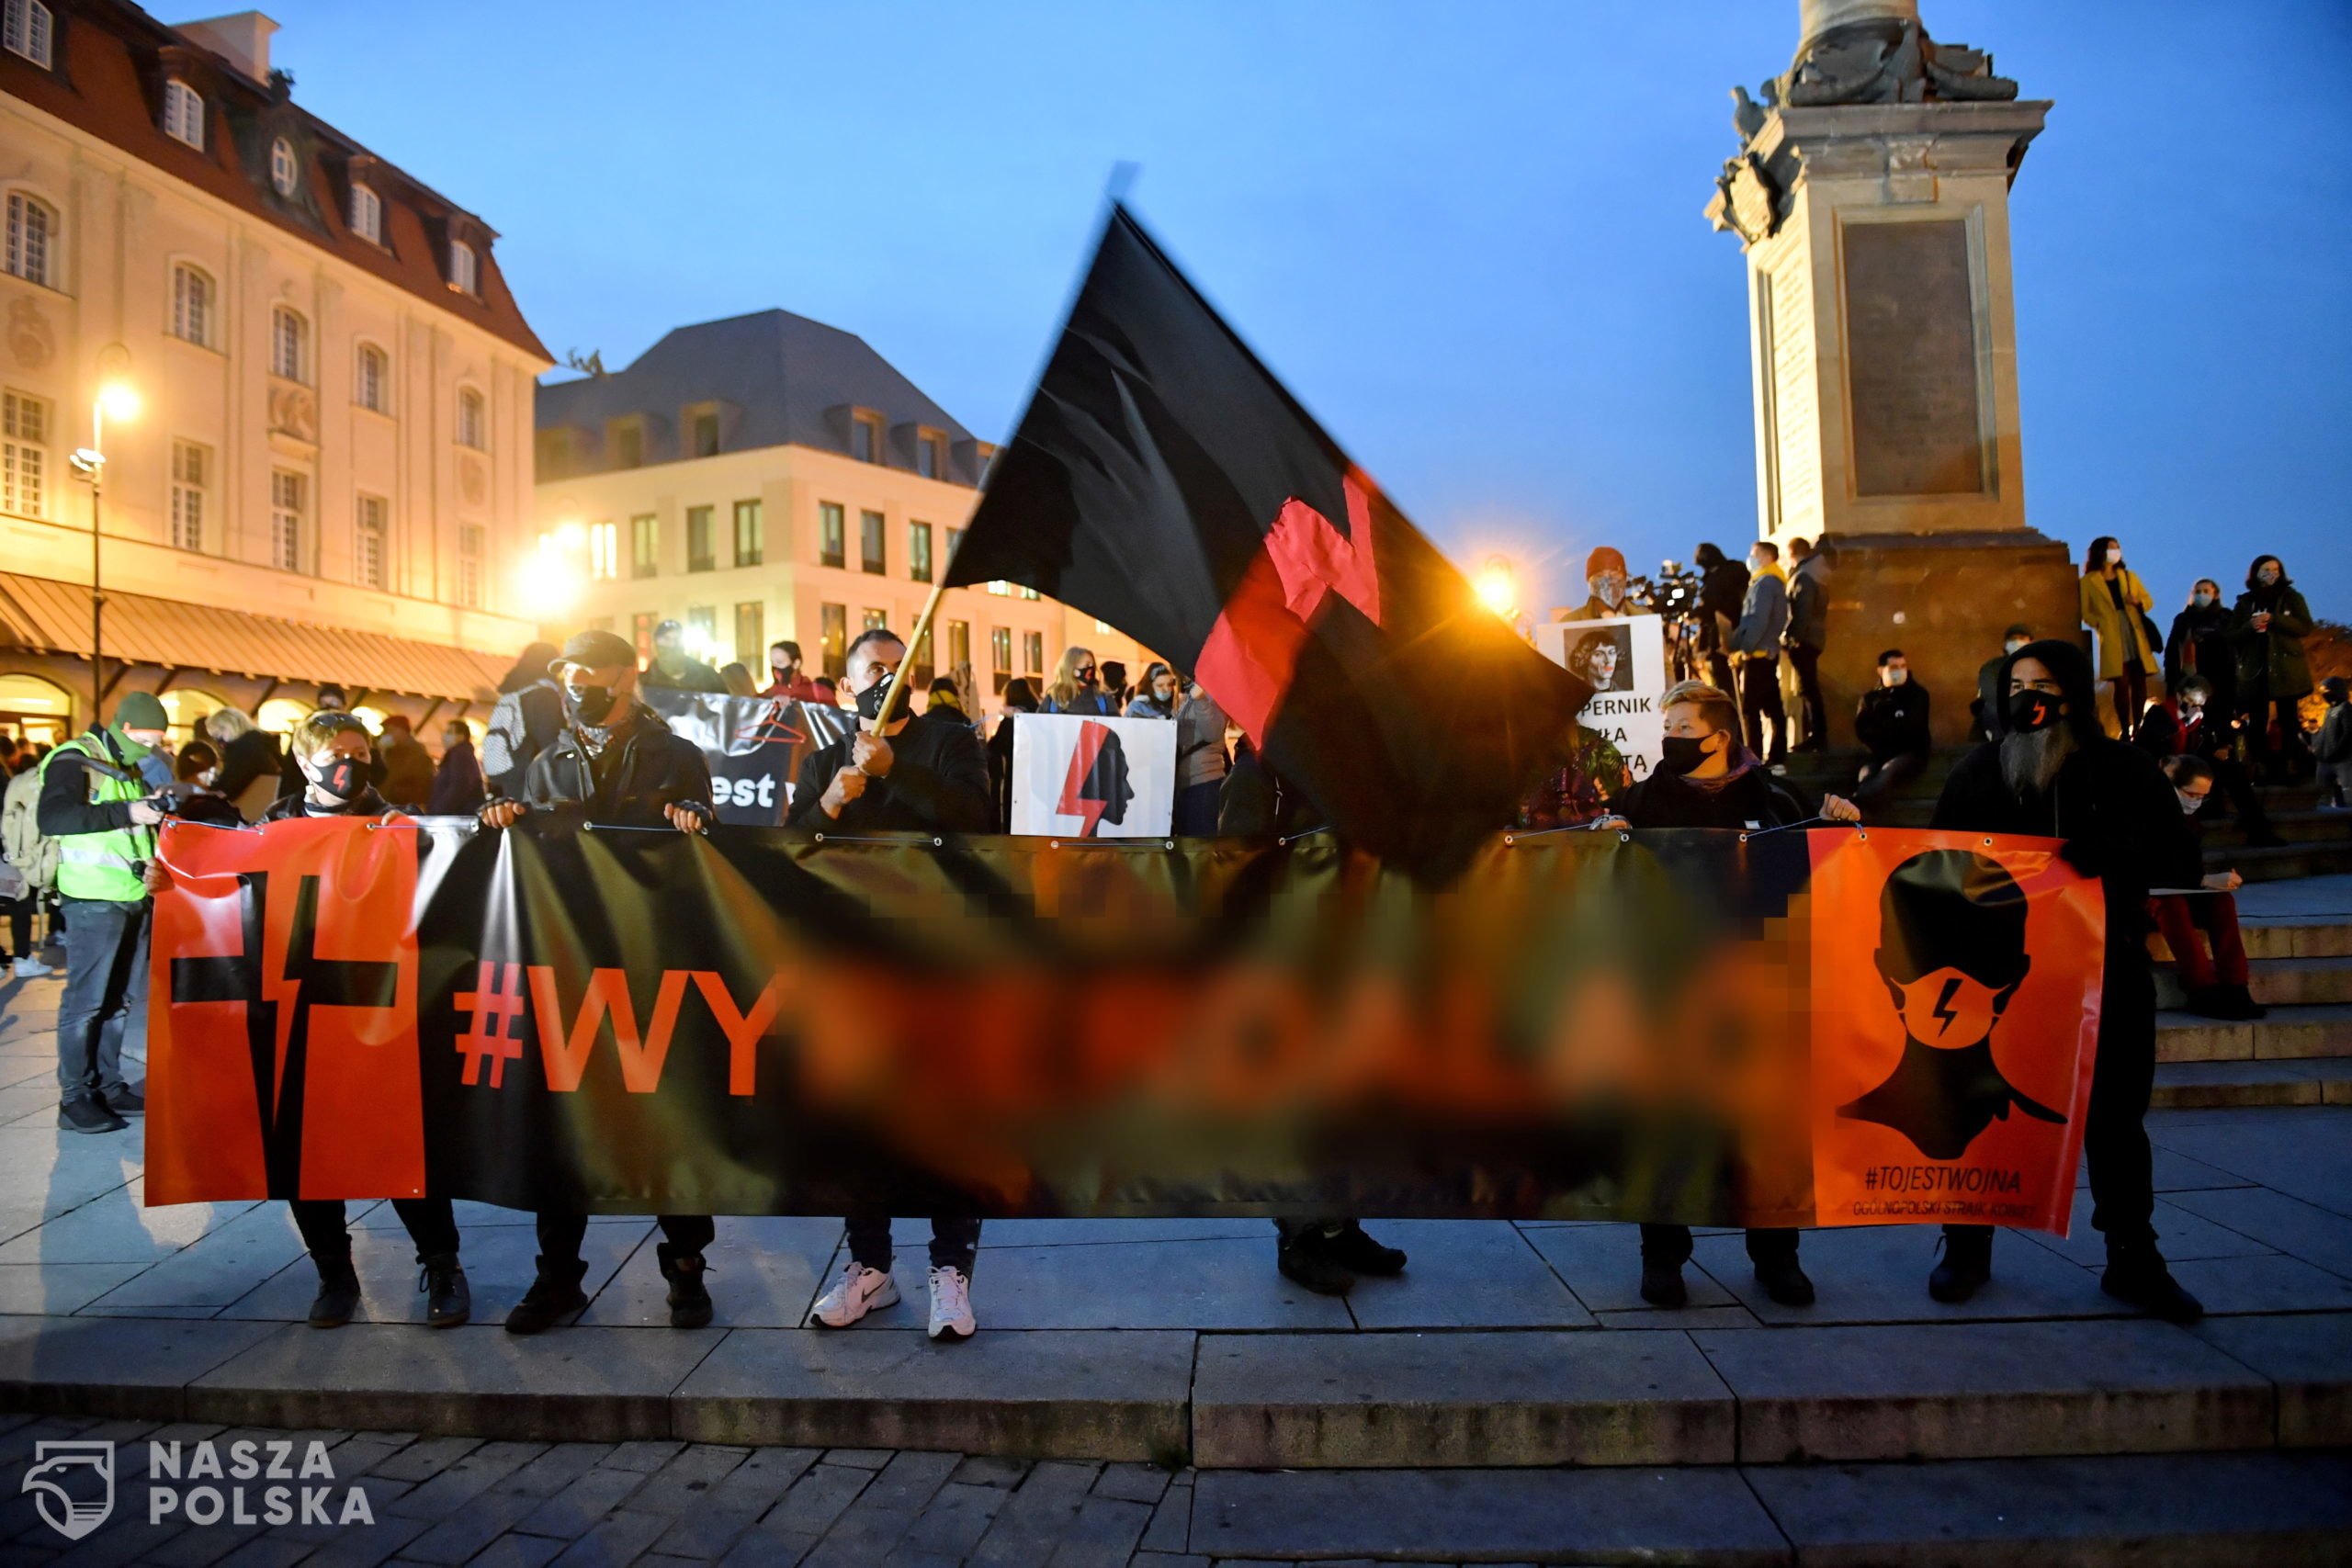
[819,502,844,568]
[589,521,618,580]
[860,509,886,574]
[456,524,484,607]
[909,521,933,584]
[820,604,847,678]
[171,264,214,345]
[348,182,381,243]
[1023,631,1044,674]
[3,1,54,69]
[163,80,205,150]
[4,191,52,287]
[355,344,389,412]
[732,499,763,567]
[630,513,658,579]
[269,469,305,570]
[733,602,763,666]
[686,506,714,572]
[270,306,308,382]
[989,626,1012,693]
[170,439,208,550]
[355,493,387,588]
[269,138,299,197]
[457,387,486,449]
[447,238,478,294]
[0,388,44,518]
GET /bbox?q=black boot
[1318,1221,1407,1277]
[1928,1229,1993,1303]
[656,1243,713,1329]
[1753,1253,1815,1307]
[1638,1253,1688,1308]
[419,1252,469,1328]
[503,1255,589,1335]
[2102,1243,2203,1323]
[308,1254,362,1328]
[1276,1229,1354,1296]
[57,1097,127,1134]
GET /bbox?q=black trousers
[537,1213,714,1264]
[1789,643,1827,746]
[1949,947,2156,1254]
[290,1198,459,1263]
[2204,754,2272,835]
[1640,1224,1798,1265]
[846,1214,981,1275]
[1736,655,1788,763]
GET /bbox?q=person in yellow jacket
[34,692,169,1134]
[2078,536,2158,739]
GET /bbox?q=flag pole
[865,574,954,735]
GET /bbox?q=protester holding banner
[639,619,729,695]
[1594,680,1857,1308]
[1852,649,1932,815]
[1972,625,2034,742]
[794,626,993,1339]
[482,643,566,802]
[427,720,485,816]
[1928,638,2204,1321]
[476,629,721,1335]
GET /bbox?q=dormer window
[851,412,883,464]
[348,183,381,243]
[269,138,299,197]
[915,432,944,479]
[3,0,52,69]
[163,80,206,150]
[447,237,478,295]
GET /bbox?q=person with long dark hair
[2076,536,2157,739]
[2164,579,2236,720]
[2229,555,2315,783]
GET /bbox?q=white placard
[1009,713,1177,838]
[1536,615,1671,782]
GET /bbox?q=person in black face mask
[787,626,995,1341]
[1590,681,1857,1310]
[1927,638,2204,1322]
[476,628,722,1336]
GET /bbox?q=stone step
[2204,808,2352,851]
[2155,955,2352,1009]
[2159,918,2352,962]
[2158,1003,2352,1063]
[2151,1058,2352,1110]
[2212,842,2352,884]
[1,1310,2345,1469]
[1191,1450,2352,1566]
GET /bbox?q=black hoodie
[1929,638,2199,945]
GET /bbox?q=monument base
[1816,530,2080,750]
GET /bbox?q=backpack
[2,765,59,893]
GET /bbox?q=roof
[0,572,512,705]
[0,1,549,362]
[536,309,984,480]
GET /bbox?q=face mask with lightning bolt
[1887,967,2007,1051]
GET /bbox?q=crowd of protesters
[0,536,2336,1347]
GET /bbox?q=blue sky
[254,1,2351,623]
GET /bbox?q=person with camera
[477,630,722,1336]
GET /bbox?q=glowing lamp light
[517,561,582,619]
[96,382,141,423]
[554,521,587,551]
[1475,554,1518,617]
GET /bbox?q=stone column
[1705,4,2078,748]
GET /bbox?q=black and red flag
[944,203,1589,881]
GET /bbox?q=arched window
[4,191,52,288]
[348,182,380,243]
[163,80,205,150]
[447,238,478,295]
[271,306,307,382]
[456,386,485,450]
[171,263,214,345]
[355,343,388,412]
[3,1,53,70]
[269,138,298,197]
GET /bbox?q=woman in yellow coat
[2079,536,2158,739]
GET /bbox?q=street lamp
[67,381,140,727]
[1475,554,1518,618]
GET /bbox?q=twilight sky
[249,0,2351,623]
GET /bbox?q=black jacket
[214,728,282,805]
[2164,602,2236,710]
[35,727,145,838]
[1930,639,2199,946]
[639,656,729,695]
[1697,558,1749,653]
[263,785,391,822]
[483,682,566,801]
[786,710,991,834]
[986,712,1024,831]
[1611,765,1809,830]
[520,705,714,829]
[1855,682,1932,762]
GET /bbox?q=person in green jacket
[2229,554,2315,784]
[34,692,169,1134]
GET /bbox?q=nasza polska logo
[22,1438,377,1539]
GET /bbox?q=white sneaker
[927,1265,976,1341]
[10,956,50,979]
[808,1262,899,1327]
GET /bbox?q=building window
[457,523,485,608]
[269,469,305,571]
[589,521,618,581]
[3,1,53,69]
[632,612,657,665]
[447,238,478,295]
[987,580,1012,597]
[457,387,486,449]
[686,604,718,657]
[270,306,307,382]
[4,192,52,288]
[945,619,970,675]
[818,502,844,569]
[355,344,388,412]
[909,521,933,584]
[1094,619,1113,635]
[170,439,208,551]
[685,505,715,572]
[171,263,214,345]
[850,415,881,464]
[915,433,943,479]
[945,526,963,567]
[862,607,889,634]
[859,509,886,575]
[348,182,380,243]
[691,412,718,457]
[611,421,640,468]
[163,80,206,150]
[910,625,934,686]
[269,137,299,197]
[355,493,388,588]
[629,513,658,579]
[820,604,848,678]
[1023,631,1044,675]
[1021,585,1040,602]
[989,626,1012,694]
[733,602,763,667]
[1,387,44,518]
[732,499,763,567]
